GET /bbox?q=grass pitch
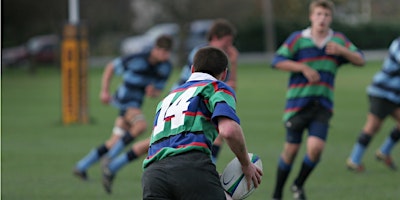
[2,60,399,199]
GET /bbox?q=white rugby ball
[220,153,263,200]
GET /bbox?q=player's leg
[272,142,300,200]
[103,138,150,194]
[272,121,305,200]
[291,135,325,200]
[375,107,400,170]
[212,135,224,163]
[272,109,309,200]
[105,108,147,160]
[348,96,392,171]
[347,113,381,171]
[291,107,331,200]
[73,116,127,180]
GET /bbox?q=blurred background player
[172,18,239,163]
[347,36,400,172]
[142,46,262,200]
[101,19,239,193]
[73,35,173,181]
[270,1,365,200]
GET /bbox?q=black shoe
[291,184,306,200]
[73,168,88,181]
[102,167,115,194]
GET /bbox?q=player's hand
[242,162,263,190]
[100,90,111,104]
[145,85,161,98]
[301,66,320,83]
[325,41,345,56]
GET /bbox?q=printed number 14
[153,87,197,136]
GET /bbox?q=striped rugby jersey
[272,27,363,121]
[111,51,172,110]
[367,37,400,104]
[143,72,239,168]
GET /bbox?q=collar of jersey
[302,27,333,48]
[187,72,218,82]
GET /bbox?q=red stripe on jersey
[185,111,211,120]
[177,142,209,149]
[299,56,339,65]
[289,82,333,90]
[287,34,302,51]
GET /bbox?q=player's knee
[112,126,125,137]
[135,120,147,132]
[358,132,372,146]
[122,132,135,145]
[390,128,400,142]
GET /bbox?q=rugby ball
[220,153,263,200]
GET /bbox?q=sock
[211,144,221,164]
[294,155,318,188]
[76,144,108,171]
[350,132,372,164]
[108,149,138,174]
[106,133,135,159]
[272,157,292,199]
[380,128,400,155]
[106,139,125,159]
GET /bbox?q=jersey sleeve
[271,32,301,68]
[332,32,365,65]
[112,57,125,75]
[208,82,240,125]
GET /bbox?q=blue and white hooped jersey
[111,52,172,110]
[367,37,400,104]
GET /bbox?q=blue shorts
[284,101,332,144]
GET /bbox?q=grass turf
[2,60,399,199]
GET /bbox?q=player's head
[192,46,229,80]
[207,19,236,50]
[152,35,173,62]
[309,0,334,32]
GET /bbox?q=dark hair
[207,19,236,41]
[155,35,173,50]
[310,0,335,15]
[193,46,228,77]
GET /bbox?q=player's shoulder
[332,31,350,41]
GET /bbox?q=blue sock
[350,143,366,165]
[380,137,395,155]
[108,153,129,174]
[76,149,99,171]
[303,154,318,167]
[278,156,292,171]
[107,139,125,159]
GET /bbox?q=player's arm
[274,60,320,83]
[217,117,262,189]
[145,84,162,98]
[100,62,114,104]
[325,42,365,66]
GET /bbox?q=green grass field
[2,60,399,200]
